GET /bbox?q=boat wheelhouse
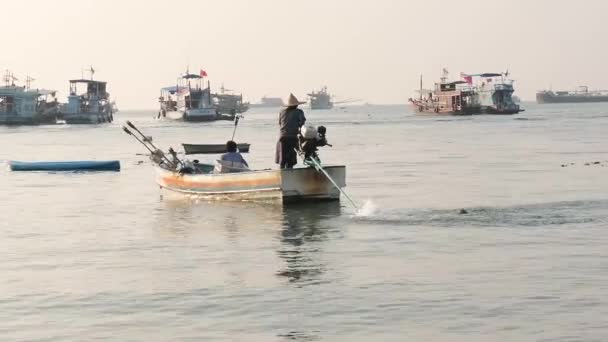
[0,71,59,125]
[158,72,217,122]
[61,71,114,124]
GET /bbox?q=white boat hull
[164,108,218,122]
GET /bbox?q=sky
[2,0,608,109]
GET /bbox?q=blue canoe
[8,160,120,172]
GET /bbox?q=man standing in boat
[276,93,307,169]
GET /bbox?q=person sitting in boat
[276,93,306,169]
[215,140,249,173]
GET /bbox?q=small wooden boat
[156,165,345,202]
[8,160,120,172]
[123,121,348,204]
[182,143,250,155]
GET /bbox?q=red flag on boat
[200,69,208,77]
[460,72,473,85]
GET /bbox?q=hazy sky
[2,0,608,109]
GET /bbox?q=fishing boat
[308,86,334,110]
[212,85,249,116]
[8,160,120,172]
[537,86,608,104]
[0,71,60,125]
[122,121,348,203]
[158,70,218,122]
[182,143,250,155]
[466,72,522,114]
[155,165,344,202]
[409,69,481,115]
[60,68,114,124]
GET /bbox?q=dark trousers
[276,136,299,169]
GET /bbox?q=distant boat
[60,67,114,124]
[537,86,608,104]
[409,70,481,115]
[473,72,522,114]
[308,86,333,110]
[212,85,249,115]
[0,71,60,125]
[158,70,218,122]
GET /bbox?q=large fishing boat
[0,71,60,125]
[470,72,522,114]
[60,68,114,124]
[308,86,333,110]
[212,85,249,118]
[409,70,481,115]
[158,70,217,122]
[122,121,347,203]
[536,86,608,104]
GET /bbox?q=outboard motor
[299,125,330,161]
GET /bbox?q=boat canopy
[478,73,502,78]
[181,73,202,79]
[69,79,107,85]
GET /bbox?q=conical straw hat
[284,93,306,107]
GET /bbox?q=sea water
[1,103,607,341]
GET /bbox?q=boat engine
[299,125,330,161]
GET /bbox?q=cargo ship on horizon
[536,86,608,104]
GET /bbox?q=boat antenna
[25,75,35,90]
[440,67,449,83]
[3,70,11,87]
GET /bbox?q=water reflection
[154,195,285,236]
[276,201,343,285]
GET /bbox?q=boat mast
[25,75,35,90]
[3,70,11,87]
[419,74,423,100]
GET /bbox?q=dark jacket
[279,107,306,137]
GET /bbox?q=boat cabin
[432,80,478,112]
[66,79,110,114]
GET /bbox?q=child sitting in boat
[215,140,249,173]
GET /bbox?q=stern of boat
[280,165,345,202]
